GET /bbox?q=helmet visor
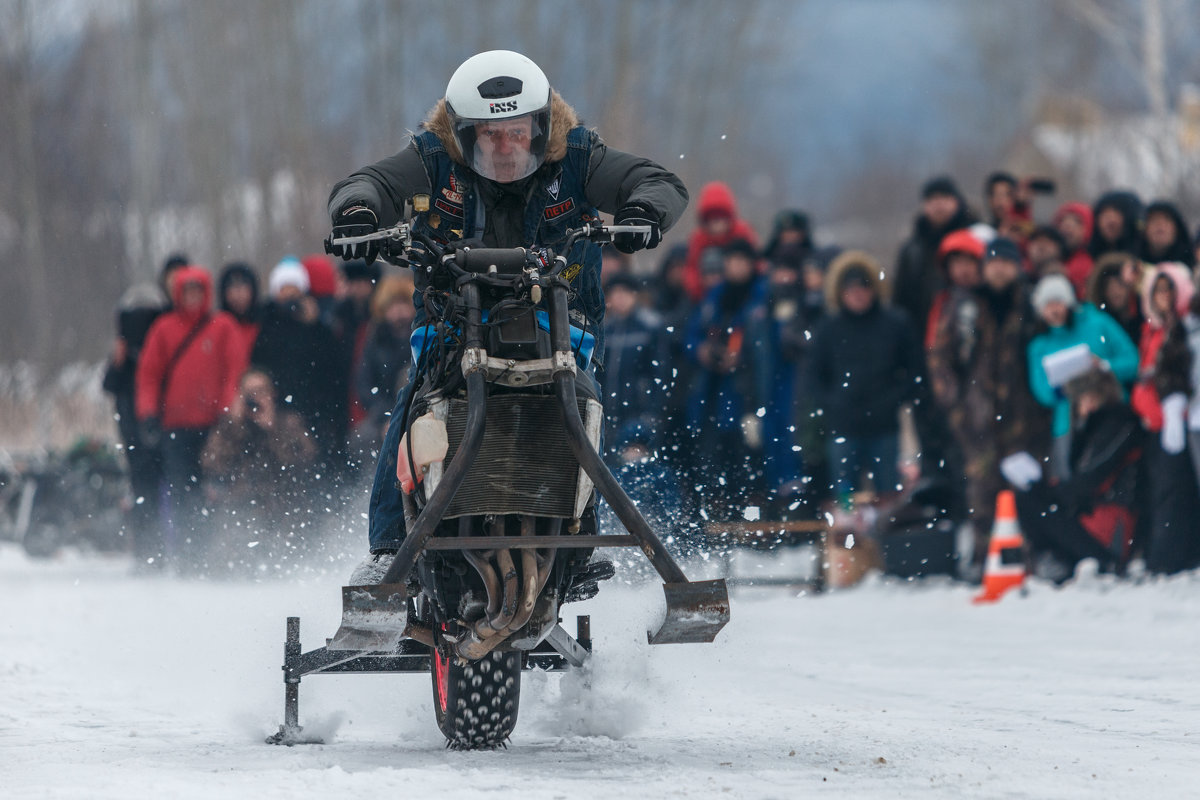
[454,110,548,183]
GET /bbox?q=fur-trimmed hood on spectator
[824,250,890,313]
[1141,262,1194,327]
[421,90,580,168]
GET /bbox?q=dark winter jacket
[1088,190,1144,261]
[763,209,813,264]
[135,267,247,430]
[1026,402,1143,559]
[770,280,824,366]
[806,252,922,438]
[1086,253,1145,347]
[602,306,666,447]
[217,262,262,363]
[250,301,347,453]
[1140,200,1196,268]
[334,294,374,427]
[103,285,166,447]
[892,196,976,338]
[356,319,413,432]
[328,92,688,367]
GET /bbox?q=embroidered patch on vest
[543,198,576,220]
[434,199,464,219]
[547,176,561,200]
[442,172,464,204]
[561,262,583,282]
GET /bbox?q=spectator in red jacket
[682,181,759,302]
[135,266,247,568]
[1053,202,1094,299]
[1129,263,1200,573]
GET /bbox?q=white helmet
[444,50,552,183]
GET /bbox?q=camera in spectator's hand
[1027,177,1056,195]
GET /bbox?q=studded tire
[432,646,522,749]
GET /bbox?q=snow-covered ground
[2,542,1197,799]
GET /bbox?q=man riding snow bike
[326,49,689,585]
[266,52,723,750]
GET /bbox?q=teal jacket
[1027,303,1139,437]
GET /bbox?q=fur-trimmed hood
[1141,262,1194,327]
[825,250,889,313]
[421,90,581,168]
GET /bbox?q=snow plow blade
[327,583,412,652]
[647,579,731,645]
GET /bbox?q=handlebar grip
[456,248,529,275]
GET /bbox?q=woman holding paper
[1026,273,1139,478]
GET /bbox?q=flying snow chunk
[743,506,761,522]
[756,407,766,418]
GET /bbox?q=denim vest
[410,126,608,365]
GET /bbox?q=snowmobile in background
[0,440,128,557]
[269,201,729,749]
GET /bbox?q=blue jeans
[826,432,900,498]
[367,376,414,552]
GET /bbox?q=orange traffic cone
[972,490,1026,604]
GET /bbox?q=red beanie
[301,254,338,298]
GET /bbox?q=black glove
[326,204,380,265]
[612,204,662,254]
[138,416,162,449]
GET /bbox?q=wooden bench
[702,519,829,592]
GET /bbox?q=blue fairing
[409,310,596,371]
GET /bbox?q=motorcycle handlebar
[326,222,653,274]
[454,247,530,275]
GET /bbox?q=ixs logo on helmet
[489,101,519,114]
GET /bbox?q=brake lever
[328,223,412,248]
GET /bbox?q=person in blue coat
[1027,273,1139,478]
[685,239,797,519]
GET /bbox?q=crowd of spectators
[103,172,1200,581]
[103,253,412,573]
[599,174,1200,581]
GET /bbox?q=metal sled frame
[267,614,593,745]
[270,268,729,745]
